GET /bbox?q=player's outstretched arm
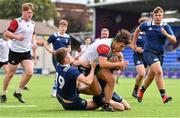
[77,62,96,85]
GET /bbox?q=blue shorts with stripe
[143,50,164,67]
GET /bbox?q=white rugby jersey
[79,38,113,62]
[0,39,10,62]
[7,17,35,52]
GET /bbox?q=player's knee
[94,87,102,96]
[154,70,163,76]
[106,77,115,86]
[138,73,145,79]
[25,71,33,77]
[6,72,15,79]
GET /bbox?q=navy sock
[141,86,146,92]
[159,89,166,97]
[134,85,139,91]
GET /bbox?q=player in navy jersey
[54,48,99,110]
[44,19,71,97]
[132,6,176,103]
[0,3,37,103]
[131,17,150,98]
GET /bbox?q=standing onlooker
[44,19,71,97]
[76,37,92,59]
[132,6,176,103]
[96,28,110,40]
[132,17,150,98]
[100,28,110,39]
[0,3,37,103]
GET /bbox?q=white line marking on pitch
[0,105,38,108]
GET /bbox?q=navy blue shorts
[56,94,87,110]
[143,51,164,66]
[8,50,32,65]
[78,65,91,76]
[92,92,123,107]
[0,61,8,68]
[78,64,100,76]
[133,52,148,67]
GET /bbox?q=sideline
[0,105,38,108]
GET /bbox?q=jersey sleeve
[139,22,148,32]
[67,36,71,45]
[69,67,81,80]
[7,19,18,33]
[164,25,174,35]
[97,44,110,57]
[47,34,55,44]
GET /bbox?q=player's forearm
[99,61,120,69]
[166,35,177,44]
[67,45,71,52]
[85,67,95,85]
[4,31,18,40]
[44,42,54,54]
[132,27,140,50]
[32,35,37,46]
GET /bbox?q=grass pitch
[0,75,180,117]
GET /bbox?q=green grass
[0,75,180,117]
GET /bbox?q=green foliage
[0,75,180,117]
[0,0,57,21]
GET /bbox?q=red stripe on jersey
[8,19,18,33]
[97,44,110,55]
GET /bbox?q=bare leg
[86,99,99,110]
[150,61,164,89]
[78,75,101,96]
[98,68,115,104]
[143,68,155,89]
[132,64,146,98]
[2,64,18,95]
[135,64,146,87]
[18,60,33,90]
[121,99,131,110]
[109,100,125,111]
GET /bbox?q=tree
[0,0,57,21]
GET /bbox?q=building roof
[0,19,58,36]
[87,0,180,13]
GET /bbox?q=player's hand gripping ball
[108,53,122,62]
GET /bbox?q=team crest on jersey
[57,38,60,41]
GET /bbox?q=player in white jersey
[0,3,37,103]
[0,34,10,80]
[74,29,131,111]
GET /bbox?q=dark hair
[153,6,164,14]
[54,48,68,65]
[114,29,131,45]
[84,37,92,43]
